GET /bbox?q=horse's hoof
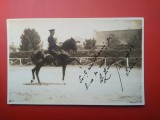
[31,80,34,83]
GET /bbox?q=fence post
[79,58,82,64]
[19,58,22,66]
[105,58,107,66]
[126,57,129,68]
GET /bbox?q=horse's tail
[31,50,45,65]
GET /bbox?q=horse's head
[62,37,77,52]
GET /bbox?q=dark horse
[31,38,80,84]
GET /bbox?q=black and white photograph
[7,18,144,105]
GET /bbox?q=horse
[30,38,80,84]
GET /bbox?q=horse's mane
[61,38,77,52]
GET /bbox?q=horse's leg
[31,66,36,83]
[61,58,79,81]
[35,65,42,84]
[62,64,66,81]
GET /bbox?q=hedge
[10,49,142,58]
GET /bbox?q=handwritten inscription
[126,58,139,76]
[79,42,139,91]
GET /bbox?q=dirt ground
[8,65,144,105]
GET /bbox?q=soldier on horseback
[48,29,60,56]
[31,35,80,83]
[48,29,70,57]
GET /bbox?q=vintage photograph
[7,18,144,105]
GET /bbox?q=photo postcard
[7,18,144,105]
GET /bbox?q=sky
[7,18,143,49]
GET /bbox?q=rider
[48,29,60,56]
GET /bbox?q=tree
[19,28,42,51]
[127,29,142,50]
[83,39,96,50]
[106,33,121,49]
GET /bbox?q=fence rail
[9,58,33,66]
[9,57,141,67]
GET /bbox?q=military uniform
[48,29,70,57]
[48,36,57,50]
[48,33,59,55]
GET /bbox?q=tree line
[12,28,142,52]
